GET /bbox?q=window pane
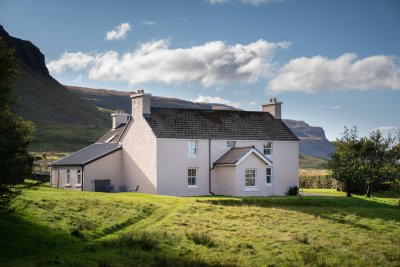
[188,141,198,155]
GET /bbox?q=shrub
[300,174,338,189]
[186,232,216,247]
[286,186,299,196]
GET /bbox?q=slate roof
[97,123,127,143]
[145,108,299,141]
[214,146,272,165]
[51,143,121,166]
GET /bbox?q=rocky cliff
[283,119,335,158]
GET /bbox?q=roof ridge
[150,107,269,114]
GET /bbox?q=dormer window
[263,142,272,156]
[227,141,236,148]
[188,140,198,156]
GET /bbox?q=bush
[186,232,216,247]
[286,186,299,196]
[300,174,338,189]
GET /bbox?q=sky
[1,0,399,140]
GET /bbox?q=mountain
[65,85,335,158]
[283,119,335,158]
[65,86,237,112]
[1,26,110,151]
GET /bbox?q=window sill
[187,154,197,158]
[64,184,71,188]
[188,185,198,189]
[244,187,260,192]
[75,184,82,187]
[266,184,272,187]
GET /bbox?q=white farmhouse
[51,90,299,196]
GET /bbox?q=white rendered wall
[120,116,157,193]
[83,150,122,192]
[156,139,298,196]
[51,166,82,190]
[157,139,209,196]
[212,166,236,196]
[269,141,299,195]
[235,153,272,197]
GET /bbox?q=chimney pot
[111,110,129,129]
[262,98,283,119]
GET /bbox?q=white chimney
[111,110,129,129]
[262,98,282,119]
[131,89,151,118]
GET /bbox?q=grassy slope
[1,187,399,266]
[299,154,327,170]
[13,63,111,151]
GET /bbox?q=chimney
[262,98,282,119]
[111,110,129,129]
[131,89,151,118]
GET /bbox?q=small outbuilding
[51,143,122,192]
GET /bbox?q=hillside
[1,26,110,151]
[66,85,335,158]
[1,186,399,266]
[284,119,335,158]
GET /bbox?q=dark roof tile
[51,143,121,166]
[145,108,299,141]
[97,123,126,143]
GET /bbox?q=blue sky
[1,0,399,140]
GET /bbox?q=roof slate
[145,108,299,141]
[97,123,126,143]
[51,143,121,166]
[214,146,271,165]
[214,146,254,165]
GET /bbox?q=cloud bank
[267,53,400,93]
[105,22,131,41]
[47,39,289,87]
[194,94,239,107]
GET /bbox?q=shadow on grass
[0,213,236,267]
[199,196,400,226]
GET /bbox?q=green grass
[1,186,399,266]
[299,154,328,170]
[30,123,109,152]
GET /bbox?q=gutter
[208,138,215,195]
[81,165,84,191]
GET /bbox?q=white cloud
[372,126,399,133]
[319,105,341,109]
[141,20,156,26]
[105,22,131,41]
[207,0,284,5]
[47,39,288,87]
[267,53,400,93]
[46,52,94,73]
[249,101,257,106]
[194,94,239,107]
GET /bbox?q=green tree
[361,131,400,197]
[0,39,36,212]
[328,126,400,197]
[327,127,364,197]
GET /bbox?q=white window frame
[245,169,256,187]
[66,169,71,186]
[187,140,198,157]
[227,141,236,148]
[266,167,272,186]
[263,142,272,156]
[188,168,198,188]
[76,169,82,187]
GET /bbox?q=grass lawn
[1,187,399,266]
